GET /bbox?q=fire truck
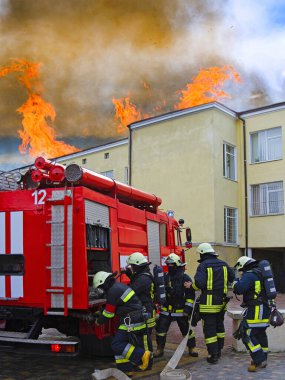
[0,157,192,355]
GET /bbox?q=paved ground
[0,293,284,380]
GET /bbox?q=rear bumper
[0,334,79,356]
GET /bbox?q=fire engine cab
[0,157,191,355]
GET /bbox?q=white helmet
[93,271,112,289]
[196,243,218,256]
[165,253,185,266]
[235,256,256,271]
[126,252,149,266]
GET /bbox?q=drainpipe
[128,124,132,186]
[238,115,249,256]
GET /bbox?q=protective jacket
[161,266,195,317]
[97,282,146,332]
[192,254,235,313]
[129,266,156,328]
[233,269,270,328]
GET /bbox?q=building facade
[55,102,285,290]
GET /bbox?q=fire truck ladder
[45,192,73,317]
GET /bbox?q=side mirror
[185,227,192,249]
[186,227,192,243]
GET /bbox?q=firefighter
[93,271,151,376]
[154,253,198,358]
[232,256,270,372]
[125,252,156,354]
[190,243,235,364]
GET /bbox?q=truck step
[0,331,28,339]
[46,311,65,316]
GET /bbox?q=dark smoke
[0,0,283,168]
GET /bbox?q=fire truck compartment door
[147,220,161,268]
[85,200,110,227]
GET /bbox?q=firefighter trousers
[201,311,225,355]
[242,326,268,365]
[111,329,145,372]
[156,314,196,349]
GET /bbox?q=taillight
[51,344,76,353]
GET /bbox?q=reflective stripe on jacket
[233,270,270,327]
[192,254,235,314]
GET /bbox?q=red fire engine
[0,157,191,355]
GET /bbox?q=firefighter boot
[188,347,199,357]
[139,350,151,371]
[206,354,219,364]
[154,346,164,358]
[248,361,267,372]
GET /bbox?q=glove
[121,267,133,279]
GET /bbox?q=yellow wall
[58,141,129,183]
[130,107,243,273]
[244,109,285,247]
[131,109,217,242]
[131,109,240,244]
[52,103,285,270]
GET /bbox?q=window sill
[250,158,283,165]
[223,176,238,183]
[250,213,284,217]
[223,243,239,247]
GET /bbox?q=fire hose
[92,297,197,380]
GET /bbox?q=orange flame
[175,65,241,109]
[0,59,79,158]
[113,96,145,134]
[114,66,241,133]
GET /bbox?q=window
[251,127,282,163]
[250,181,284,216]
[0,254,25,275]
[124,167,129,185]
[160,223,167,246]
[104,153,109,159]
[223,143,237,180]
[82,158,87,164]
[100,170,114,179]
[224,207,238,244]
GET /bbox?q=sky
[0,0,285,170]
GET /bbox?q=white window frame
[224,207,238,244]
[250,181,284,216]
[124,167,129,185]
[223,142,237,180]
[100,170,114,179]
[250,126,282,164]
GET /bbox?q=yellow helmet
[93,271,112,289]
[165,253,185,266]
[235,256,256,271]
[196,243,218,256]
[126,252,148,266]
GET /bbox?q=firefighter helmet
[234,256,256,271]
[126,252,149,266]
[196,243,218,256]
[165,253,185,266]
[93,271,113,289]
